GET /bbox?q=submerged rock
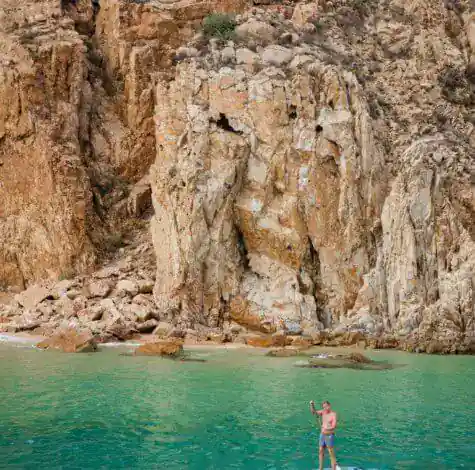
[295,352,398,371]
[266,348,300,357]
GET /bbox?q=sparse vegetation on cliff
[202,13,236,40]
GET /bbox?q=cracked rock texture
[1,0,474,352]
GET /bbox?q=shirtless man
[310,400,338,470]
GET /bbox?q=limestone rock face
[348,136,475,343]
[147,0,474,348]
[0,0,96,289]
[94,0,250,182]
[151,56,385,331]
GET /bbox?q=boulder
[37,328,97,353]
[136,319,159,333]
[221,46,236,64]
[271,331,292,347]
[330,331,367,347]
[228,322,245,335]
[66,289,81,300]
[207,332,227,343]
[116,280,139,297]
[261,45,293,66]
[132,294,155,306]
[87,305,104,321]
[153,321,174,337]
[15,286,50,310]
[94,267,119,279]
[289,336,312,349]
[134,339,184,357]
[236,48,259,66]
[127,303,153,322]
[127,177,152,217]
[245,334,274,348]
[31,324,57,337]
[185,328,199,341]
[137,280,154,294]
[86,280,113,298]
[303,328,324,344]
[425,340,450,355]
[12,319,42,332]
[366,335,400,350]
[235,19,276,43]
[291,3,319,27]
[51,280,75,299]
[106,322,138,341]
[167,327,186,339]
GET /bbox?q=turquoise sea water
[0,340,474,470]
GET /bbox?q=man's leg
[319,446,325,470]
[327,435,337,470]
[318,434,325,470]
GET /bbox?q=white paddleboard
[324,467,364,470]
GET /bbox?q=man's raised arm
[309,401,323,415]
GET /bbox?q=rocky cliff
[1,0,474,353]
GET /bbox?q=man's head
[322,401,331,412]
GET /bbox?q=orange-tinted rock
[321,331,367,347]
[37,328,97,353]
[134,339,184,357]
[369,335,400,350]
[245,334,275,348]
[229,297,275,334]
[245,332,295,348]
[289,336,312,349]
[271,332,292,347]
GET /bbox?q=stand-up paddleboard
[324,467,379,470]
[324,467,364,470]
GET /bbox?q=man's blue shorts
[319,433,335,448]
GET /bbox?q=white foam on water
[0,333,36,344]
[0,334,38,350]
[99,342,142,348]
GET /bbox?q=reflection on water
[0,343,474,469]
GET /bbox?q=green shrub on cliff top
[202,14,236,40]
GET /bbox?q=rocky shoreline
[0,221,472,355]
[2,330,406,372]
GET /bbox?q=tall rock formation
[151,55,386,331]
[0,0,95,289]
[1,0,474,351]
